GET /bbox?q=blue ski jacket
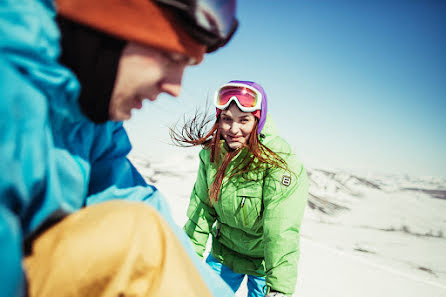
[0,1,233,296]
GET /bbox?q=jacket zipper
[240,197,247,225]
[215,221,221,239]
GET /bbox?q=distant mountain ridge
[307,168,446,215]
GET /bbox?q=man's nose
[160,65,186,97]
[161,81,181,97]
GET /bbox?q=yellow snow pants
[24,200,212,297]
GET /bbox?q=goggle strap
[155,0,238,52]
[207,19,239,53]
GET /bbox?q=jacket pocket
[236,187,262,229]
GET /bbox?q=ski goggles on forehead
[214,83,262,112]
[155,0,238,53]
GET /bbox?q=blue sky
[126,0,446,177]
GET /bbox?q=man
[0,0,238,296]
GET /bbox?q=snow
[129,149,446,297]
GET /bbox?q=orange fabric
[55,0,206,64]
[24,201,212,297]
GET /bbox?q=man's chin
[109,110,131,122]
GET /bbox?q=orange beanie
[55,0,206,64]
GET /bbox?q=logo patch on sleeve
[281,175,292,187]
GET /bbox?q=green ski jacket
[184,115,309,296]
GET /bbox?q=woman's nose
[230,123,240,134]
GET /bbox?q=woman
[171,81,309,297]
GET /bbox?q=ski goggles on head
[155,0,239,53]
[214,83,262,112]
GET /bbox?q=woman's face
[219,103,256,150]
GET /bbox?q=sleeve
[84,122,177,224]
[262,149,309,296]
[86,122,147,196]
[0,58,61,297]
[183,150,217,258]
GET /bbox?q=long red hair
[170,109,288,203]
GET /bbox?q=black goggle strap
[155,0,238,52]
[206,18,238,53]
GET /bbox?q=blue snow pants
[206,254,266,297]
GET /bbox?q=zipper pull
[215,226,221,239]
[240,197,246,208]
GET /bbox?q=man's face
[109,42,193,121]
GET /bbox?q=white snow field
[129,150,446,297]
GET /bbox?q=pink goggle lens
[217,86,259,108]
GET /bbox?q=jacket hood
[259,114,278,140]
[57,17,125,123]
[0,0,83,123]
[258,113,294,157]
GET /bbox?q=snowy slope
[129,150,446,297]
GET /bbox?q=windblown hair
[170,108,289,204]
